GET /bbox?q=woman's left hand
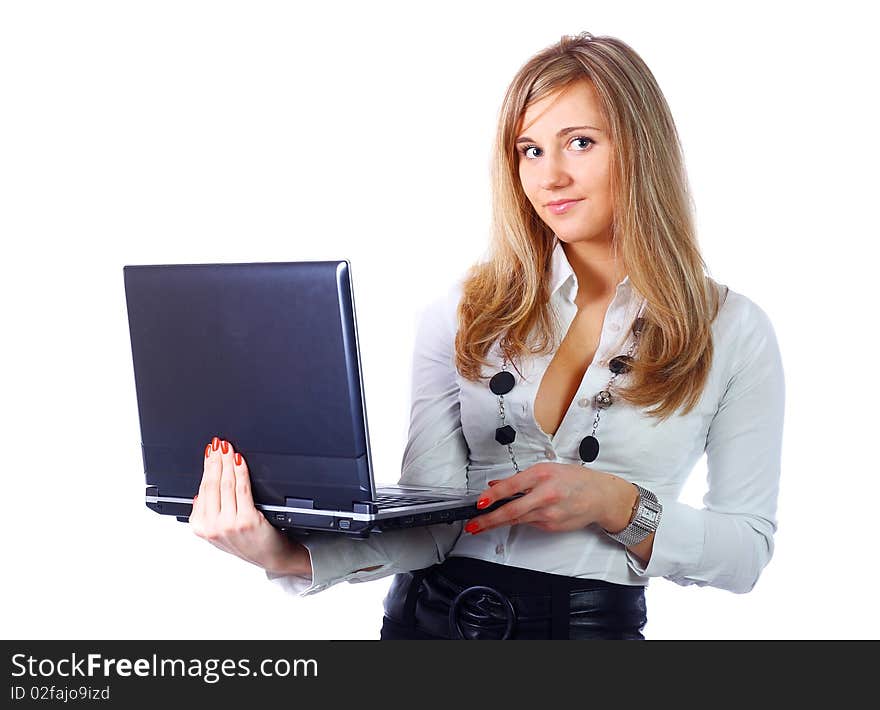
[465,462,630,535]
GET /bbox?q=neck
[560,239,627,305]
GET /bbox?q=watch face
[643,509,659,523]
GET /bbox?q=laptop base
[147,490,516,539]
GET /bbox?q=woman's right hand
[190,436,312,578]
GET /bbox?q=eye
[518,136,595,159]
[571,136,594,151]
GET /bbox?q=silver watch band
[603,484,662,547]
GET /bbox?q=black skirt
[380,556,647,640]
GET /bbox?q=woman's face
[516,80,613,246]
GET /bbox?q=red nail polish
[205,444,211,458]
[488,480,499,487]
[212,437,220,451]
[221,439,229,454]
[465,521,479,534]
[234,452,242,465]
[476,498,490,509]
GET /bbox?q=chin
[552,229,589,243]
[554,224,611,243]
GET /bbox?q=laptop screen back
[123,260,374,510]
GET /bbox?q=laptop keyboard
[372,494,448,508]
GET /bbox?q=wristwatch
[603,484,662,547]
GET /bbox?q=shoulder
[710,279,781,373]
[416,274,466,334]
[410,274,466,362]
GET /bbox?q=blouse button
[545,447,556,460]
[495,543,505,555]
[610,322,621,331]
[578,397,590,408]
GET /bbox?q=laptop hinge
[353,501,378,515]
[285,497,315,509]
[146,485,159,497]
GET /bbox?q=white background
[1,0,877,640]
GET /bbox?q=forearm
[599,473,655,565]
[626,532,654,566]
[597,476,776,593]
[266,537,314,578]
[267,521,464,596]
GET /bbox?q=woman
[189,32,785,640]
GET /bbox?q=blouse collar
[549,237,631,304]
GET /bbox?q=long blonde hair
[455,32,725,422]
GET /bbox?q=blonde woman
[189,32,785,640]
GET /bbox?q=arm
[620,298,785,593]
[266,286,470,596]
[599,478,654,565]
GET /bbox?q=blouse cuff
[264,533,393,597]
[624,497,705,582]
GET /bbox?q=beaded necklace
[488,307,646,471]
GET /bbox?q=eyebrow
[515,125,603,144]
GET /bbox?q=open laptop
[123,258,508,538]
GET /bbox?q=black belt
[383,557,647,640]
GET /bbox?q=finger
[232,449,256,514]
[190,445,209,522]
[475,467,542,511]
[201,436,222,517]
[467,493,539,534]
[514,509,548,527]
[527,519,555,532]
[218,439,237,517]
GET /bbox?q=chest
[533,303,609,437]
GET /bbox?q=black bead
[609,355,633,375]
[495,425,516,445]
[489,371,515,395]
[632,317,645,335]
[579,435,599,463]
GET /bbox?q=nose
[538,152,571,191]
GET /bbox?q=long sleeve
[624,298,785,594]
[266,286,469,596]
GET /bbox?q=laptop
[123,258,509,538]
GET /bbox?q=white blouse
[267,240,785,597]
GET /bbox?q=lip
[546,198,583,215]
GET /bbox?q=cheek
[518,168,538,204]
[587,153,612,191]
[573,159,607,190]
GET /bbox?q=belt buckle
[449,585,517,640]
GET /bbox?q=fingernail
[488,480,499,487]
[234,452,242,465]
[476,498,491,509]
[212,437,220,451]
[465,521,479,534]
[205,444,211,458]
[221,439,229,454]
